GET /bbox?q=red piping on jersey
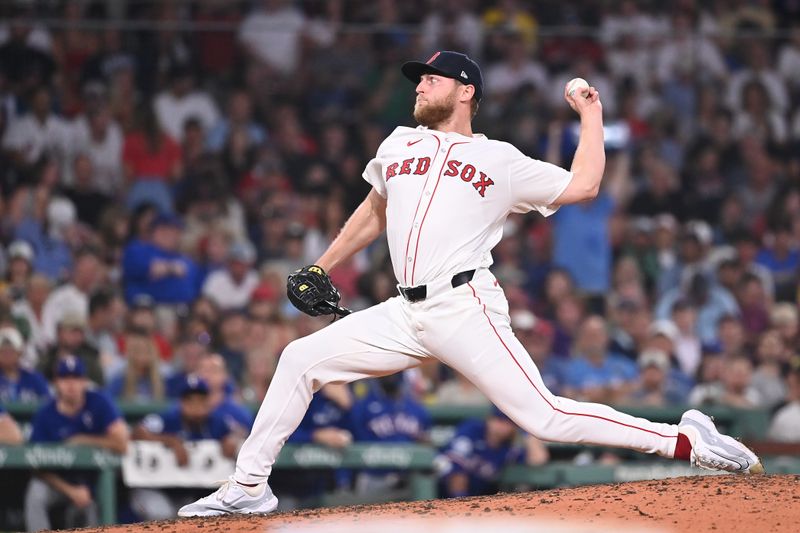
[410,141,469,285]
[402,135,441,285]
[466,282,679,440]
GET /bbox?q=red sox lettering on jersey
[363,125,573,286]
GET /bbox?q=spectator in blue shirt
[511,310,565,395]
[130,375,235,520]
[0,326,50,404]
[436,405,524,497]
[755,220,800,301]
[0,404,24,444]
[197,353,253,434]
[25,356,129,532]
[122,213,202,306]
[350,373,431,494]
[562,315,639,403]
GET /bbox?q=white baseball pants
[234,268,679,483]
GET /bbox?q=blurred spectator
[3,240,34,301]
[727,41,788,115]
[166,335,210,398]
[122,214,201,306]
[419,0,483,58]
[39,311,103,386]
[215,311,249,384]
[202,241,259,310]
[716,314,748,360]
[670,299,702,378]
[207,89,266,153]
[751,330,789,410]
[107,330,166,404]
[767,360,800,442]
[484,32,548,99]
[435,370,489,407]
[350,374,431,493]
[11,274,52,364]
[64,154,112,227]
[122,105,182,212]
[655,10,727,84]
[153,65,219,143]
[40,248,102,344]
[607,299,651,362]
[778,23,800,92]
[770,303,799,350]
[0,404,23,444]
[131,375,237,520]
[0,326,50,403]
[2,85,69,169]
[86,289,125,381]
[689,355,762,408]
[620,348,684,407]
[551,293,585,358]
[68,102,124,195]
[511,309,563,395]
[436,406,524,498]
[655,271,739,345]
[25,356,128,531]
[561,315,638,403]
[755,220,800,302]
[14,195,78,283]
[735,272,770,340]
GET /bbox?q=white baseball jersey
[362,126,573,287]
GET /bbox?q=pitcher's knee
[276,338,333,390]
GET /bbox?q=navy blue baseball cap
[150,212,184,231]
[402,51,484,102]
[56,356,86,378]
[179,374,210,397]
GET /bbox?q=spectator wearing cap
[39,311,103,385]
[40,247,102,345]
[561,315,639,404]
[201,240,259,311]
[655,271,739,345]
[607,298,651,362]
[511,309,564,395]
[621,348,685,407]
[107,329,167,404]
[767,360,800,442]
[25,356,129,531]
[3,240,34,301]
[0,326,50,403]
[0,404,23,444]
[14,195,78,283]
[131,374,237,520]
[436,405,525,498]
[122,213,201,306]
[731,230,774,301]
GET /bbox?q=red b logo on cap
[426,52,441,64]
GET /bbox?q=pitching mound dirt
[81,474,798,532]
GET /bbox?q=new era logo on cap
[401,51,484,102]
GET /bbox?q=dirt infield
[85,474,798,533]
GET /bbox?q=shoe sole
[178,495,279,517]
[680,410,765,474]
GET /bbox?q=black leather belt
[398,269,476,303]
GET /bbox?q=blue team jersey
[350,391,430,443]
[213,399,254,433]
[288,393,351,443]
[562,353,639,391]
[438,419,523,495]
[0,368,51,404]
[141,405,231,441]
[29,390,121,443]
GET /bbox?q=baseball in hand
[566,77,590,98]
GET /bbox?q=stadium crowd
[2,0,800,528]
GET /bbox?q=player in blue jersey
[436,405,524,497]
[24,356,129,531]
[130,374,237,520]
[0,326,50,403]
[350,373,431,494]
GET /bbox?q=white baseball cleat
[678,409,764,474]
[178,477,279,517]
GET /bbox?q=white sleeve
[507,145,572,217]
[361,157,386,198]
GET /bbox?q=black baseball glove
[287,265,352,318]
